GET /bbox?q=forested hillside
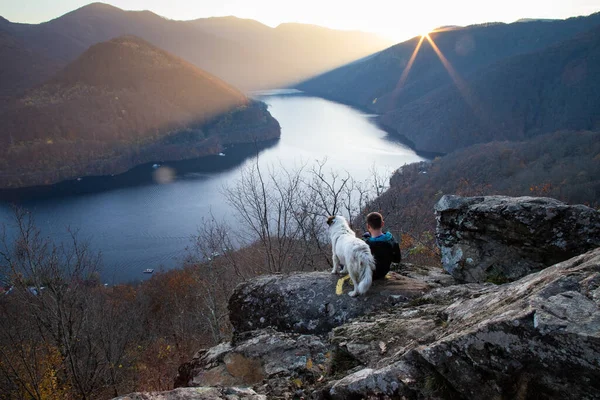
[298,13,600,113]
[0,35,280,188]
[382,26,600,153]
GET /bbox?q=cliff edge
[115,196,600,399]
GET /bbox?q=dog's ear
[326,216,335,226]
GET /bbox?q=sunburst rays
[393,34,426,95]
[393,29,486,124]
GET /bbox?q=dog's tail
[357,251,376,295]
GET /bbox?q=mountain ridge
[0,2,395,92]
[297,12,600,111]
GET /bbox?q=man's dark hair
[366,212,383,229]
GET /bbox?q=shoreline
[0,138,280,202]
[277,90,445,160]
[0,100,280,197]
[0,92,435,201]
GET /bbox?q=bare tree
[223,160,312,273]
[184,216,245,343]
[0,208,141,399]
[222,158,390,274]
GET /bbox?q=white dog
[327,215,376,297]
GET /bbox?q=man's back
[365,232,401,280]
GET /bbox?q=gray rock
[112,387,265,400]
[325,248,600,399]
[228,271,433,335]
[326,360,437,400]
[393,262,457,288]
[435,195,600,282]
[174,328,330,394]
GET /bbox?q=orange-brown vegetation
[0,35,280,189]
[0,208,326,399]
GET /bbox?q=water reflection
[0,94,424,283]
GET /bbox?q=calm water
[0,93,424,283]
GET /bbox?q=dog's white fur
[327,215,376,297]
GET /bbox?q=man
[363,212,401,280]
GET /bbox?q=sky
[1,0,599,41]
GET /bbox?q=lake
[0,92,425,283]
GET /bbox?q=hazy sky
[1,0,599,41]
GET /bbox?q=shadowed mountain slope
[297,13,600,154]
[297,13,600,113]
[382,25,600,153]
[0,28,61,99]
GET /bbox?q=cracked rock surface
[326,248,600,399]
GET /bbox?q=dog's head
[327,215,348,229]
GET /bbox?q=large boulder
[435,195,600,283]
[325,247,600,399]
[228,270,434,335]
[112,387,265,400]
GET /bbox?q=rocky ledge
[228,269,450,335]
[435,195,600,283]
[326,247,600,399]
[115,196,600,399]
[171,248,600,399]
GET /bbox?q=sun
[420,27,438,38]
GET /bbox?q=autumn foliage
[0,35,280,189]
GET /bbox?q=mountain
[0,35,280,189]
[0,28,60,99]
[188,17,396,89]
[297,13,600,151]
[381,25,600,153]
[0,3,395,92]
[1,3,252,86]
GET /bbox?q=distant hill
[0,36,280,189]
[189,17,395,89]
[381,25,600,153]
[297,13,600,152]
[0,3,394,92]
[0,28,60,98]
